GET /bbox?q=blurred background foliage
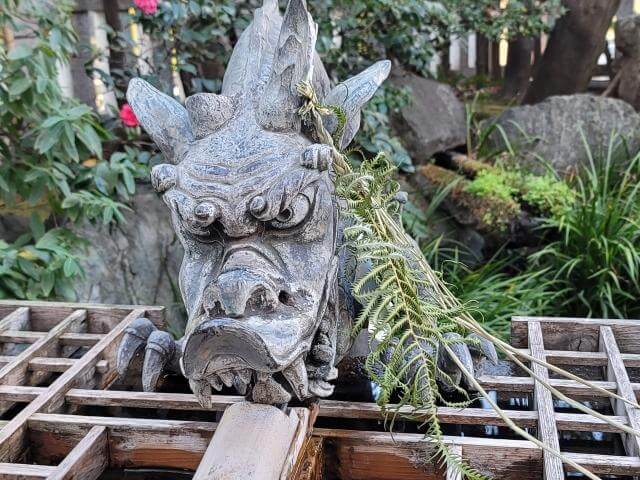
[1,0,639,339]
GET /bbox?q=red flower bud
[134,0,158,15]
[119,103,139,128]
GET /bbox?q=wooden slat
[0,307,29,331]
[477,375,635,398]
[0,331,103,347]
[0,308,147,462]
[528,321,563,479]
[512,315,640,351]
[564,452,640,476]
[28,413,216,470]
[0,386,627,433]
[48,426,108,480]
[290,437,323,480]
[316,428,540,480]
[0,357,109,374]
[193,402,309,480]
[0,301,163,333]
[0,463,54,479]
[317,428,640,478]
[0,308,30,357]
[0,310,86,386]
[600,325,640,457]
[517,348,640,368]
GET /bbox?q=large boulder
[487,94,640,176]
[73,185,185,332]
[390,69,466,163]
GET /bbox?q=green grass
[531,137,640,318]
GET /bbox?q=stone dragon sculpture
[117,0,494,406]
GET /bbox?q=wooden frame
[0,302,638,479]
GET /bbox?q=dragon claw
[116,317,179,391]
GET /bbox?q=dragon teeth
[189,378,212,409]
[209,374,223,391]
[233,376,248,395]
[219,370,234,388]
[238,368,252,385]
[282,356,309,400]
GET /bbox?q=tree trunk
[522,0,621,104]
[476,35,489,76]
[502,36,534,99]
[102,0,127,103]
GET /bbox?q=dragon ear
[323,60,392,150]
[126,78,194,163]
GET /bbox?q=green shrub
[464,169,519,202]
[0,0,140,299]
[406,183,562,340]
[530,141,640,318]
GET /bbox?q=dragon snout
[203,269,284,319]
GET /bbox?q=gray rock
[390,69,466,162]
[0,213,30,243]
[487,94,640,176]
[73,185,185,332]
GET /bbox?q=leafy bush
[464,166,574,221]
[438,250,562,339]
[0,0,141,299]
[111,0,563,172]
[531,141,640,318]
[0,228,84,300]
[404,185,561,339]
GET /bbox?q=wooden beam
[289,437,323,480]
[0,385,627,434]
[512,316,640,351]
[0,357,109,374]
[28,413,216,470]
[528,321,564,479]
[47,426,108,480]
[316,428,540,480]
[0,308,147,462]
[0,463,54,479]
[564,452,640,476]
[193,402,310,480]
[0,310,87,386]
[0,301,163,333]
[0,307,29,331]
[599,325,640,457]
[0,331,103,347]
[477,375,633,399]
[0,307,31,359]
[516,348,640,368]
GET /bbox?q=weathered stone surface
[73,185,185,331]
[487,94,640,176]
[390,69,466,162]
[116,0,393,406]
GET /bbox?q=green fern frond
[295,80,638,480]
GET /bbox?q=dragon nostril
[249,196,267,217]
[278,290,294,306]
[194,201,218,220]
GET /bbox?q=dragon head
[126,0,390,404]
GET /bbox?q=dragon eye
[269,194,311,229]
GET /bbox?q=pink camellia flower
[119,103,139,127]
[134,0,158,15]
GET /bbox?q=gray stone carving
[116,0,491,405]
[116,0,389,405]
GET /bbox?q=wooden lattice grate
[0,301,638,479]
